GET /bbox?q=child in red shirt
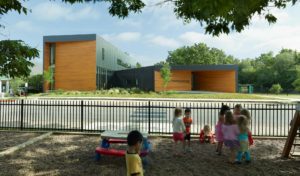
[183,108,193,152]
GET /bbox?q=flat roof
[115,64,238,72]
[44,34,97,43]
[155,64,238,71]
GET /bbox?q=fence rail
[0,99,297,137]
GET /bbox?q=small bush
[269,84,283,94]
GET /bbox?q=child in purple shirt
[222,111,240,163]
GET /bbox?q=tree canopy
[238,49,300,92]
[166,43,237,65]
[2,0,299,35]
[0,40,39,78]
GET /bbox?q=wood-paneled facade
[154,71,192,91]
[193,70,236,93]
[43,34,136,92]
[115,65,238,93]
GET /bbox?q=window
[50,44,55,65]
[102,48,105,60]
[49,44,55,90]
[117,59,131,69]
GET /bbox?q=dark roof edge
[153,64,238,71]
[44,34,97,43]
[115,65,155,72]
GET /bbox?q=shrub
[292,78,300,92]
[269,84,283,94]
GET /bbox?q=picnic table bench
[95,130,150,161]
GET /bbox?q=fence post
[148,101,151,134]
[282,102,300,158]
[20,99,24,130]
[81,100,84,132]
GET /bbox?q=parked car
[17,87,27,96]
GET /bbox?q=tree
[28,74,43,93]
[43,66,54,90]
[269,84,283,94]
[292,79,300,92]
[10,77,25,94]
[0,40,39,78]
[136,62,142,68]
[160,62,171,90]
[166,43,235,65]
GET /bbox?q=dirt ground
[0,131,41,152]
[0,133,300,176]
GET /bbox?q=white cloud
[117,19,142,28]
[33,2,100,21]
[149,35,180,48]
[14,21,35,32]
[117,32,141,41]
[102,32,141,42]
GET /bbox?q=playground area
[0,131,300,176]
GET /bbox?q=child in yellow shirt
[126,130,144,176]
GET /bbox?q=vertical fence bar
[81,100,84,132]
[20,99,24,130]
[148,101,151,134]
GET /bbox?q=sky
[1,0,300,74]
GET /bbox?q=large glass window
[102,48,105,60]
[50,44,55,65]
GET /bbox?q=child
[183,108,193,152]
[199,125,215,144]
[215,105,231,155]
[172,107,186,156]
[233,104,242,121]
[236,115,252,164]
[241,109,254,146]
[126,130,144,176]
[222,111,240,163]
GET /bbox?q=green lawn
[253,93,300,100]
[28,90,271,99]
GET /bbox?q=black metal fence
[0,99,297,137]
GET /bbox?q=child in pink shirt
[222,111,240,163]
[215,105,230,155]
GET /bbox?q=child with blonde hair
[236,115,252,164]
[199,125,215,144]
[222,111,239,163]
[172,107,186,156]
[241,109,254,146]
[215,105,230,155]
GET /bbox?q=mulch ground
[0,131,41,152]
[0,133,300,176]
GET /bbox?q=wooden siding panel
[193,70,236,93]
[44,41,96,91]
[154,71,191,91]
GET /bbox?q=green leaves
[173,0,297,35]
[166,43,235,65]
[238,49,300,93]
[43,66,54,84]
[160,62,171,89]
[269,84,283,94]
[61,0,145,18]
[0,40,39,78]
[0,0,28,15]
